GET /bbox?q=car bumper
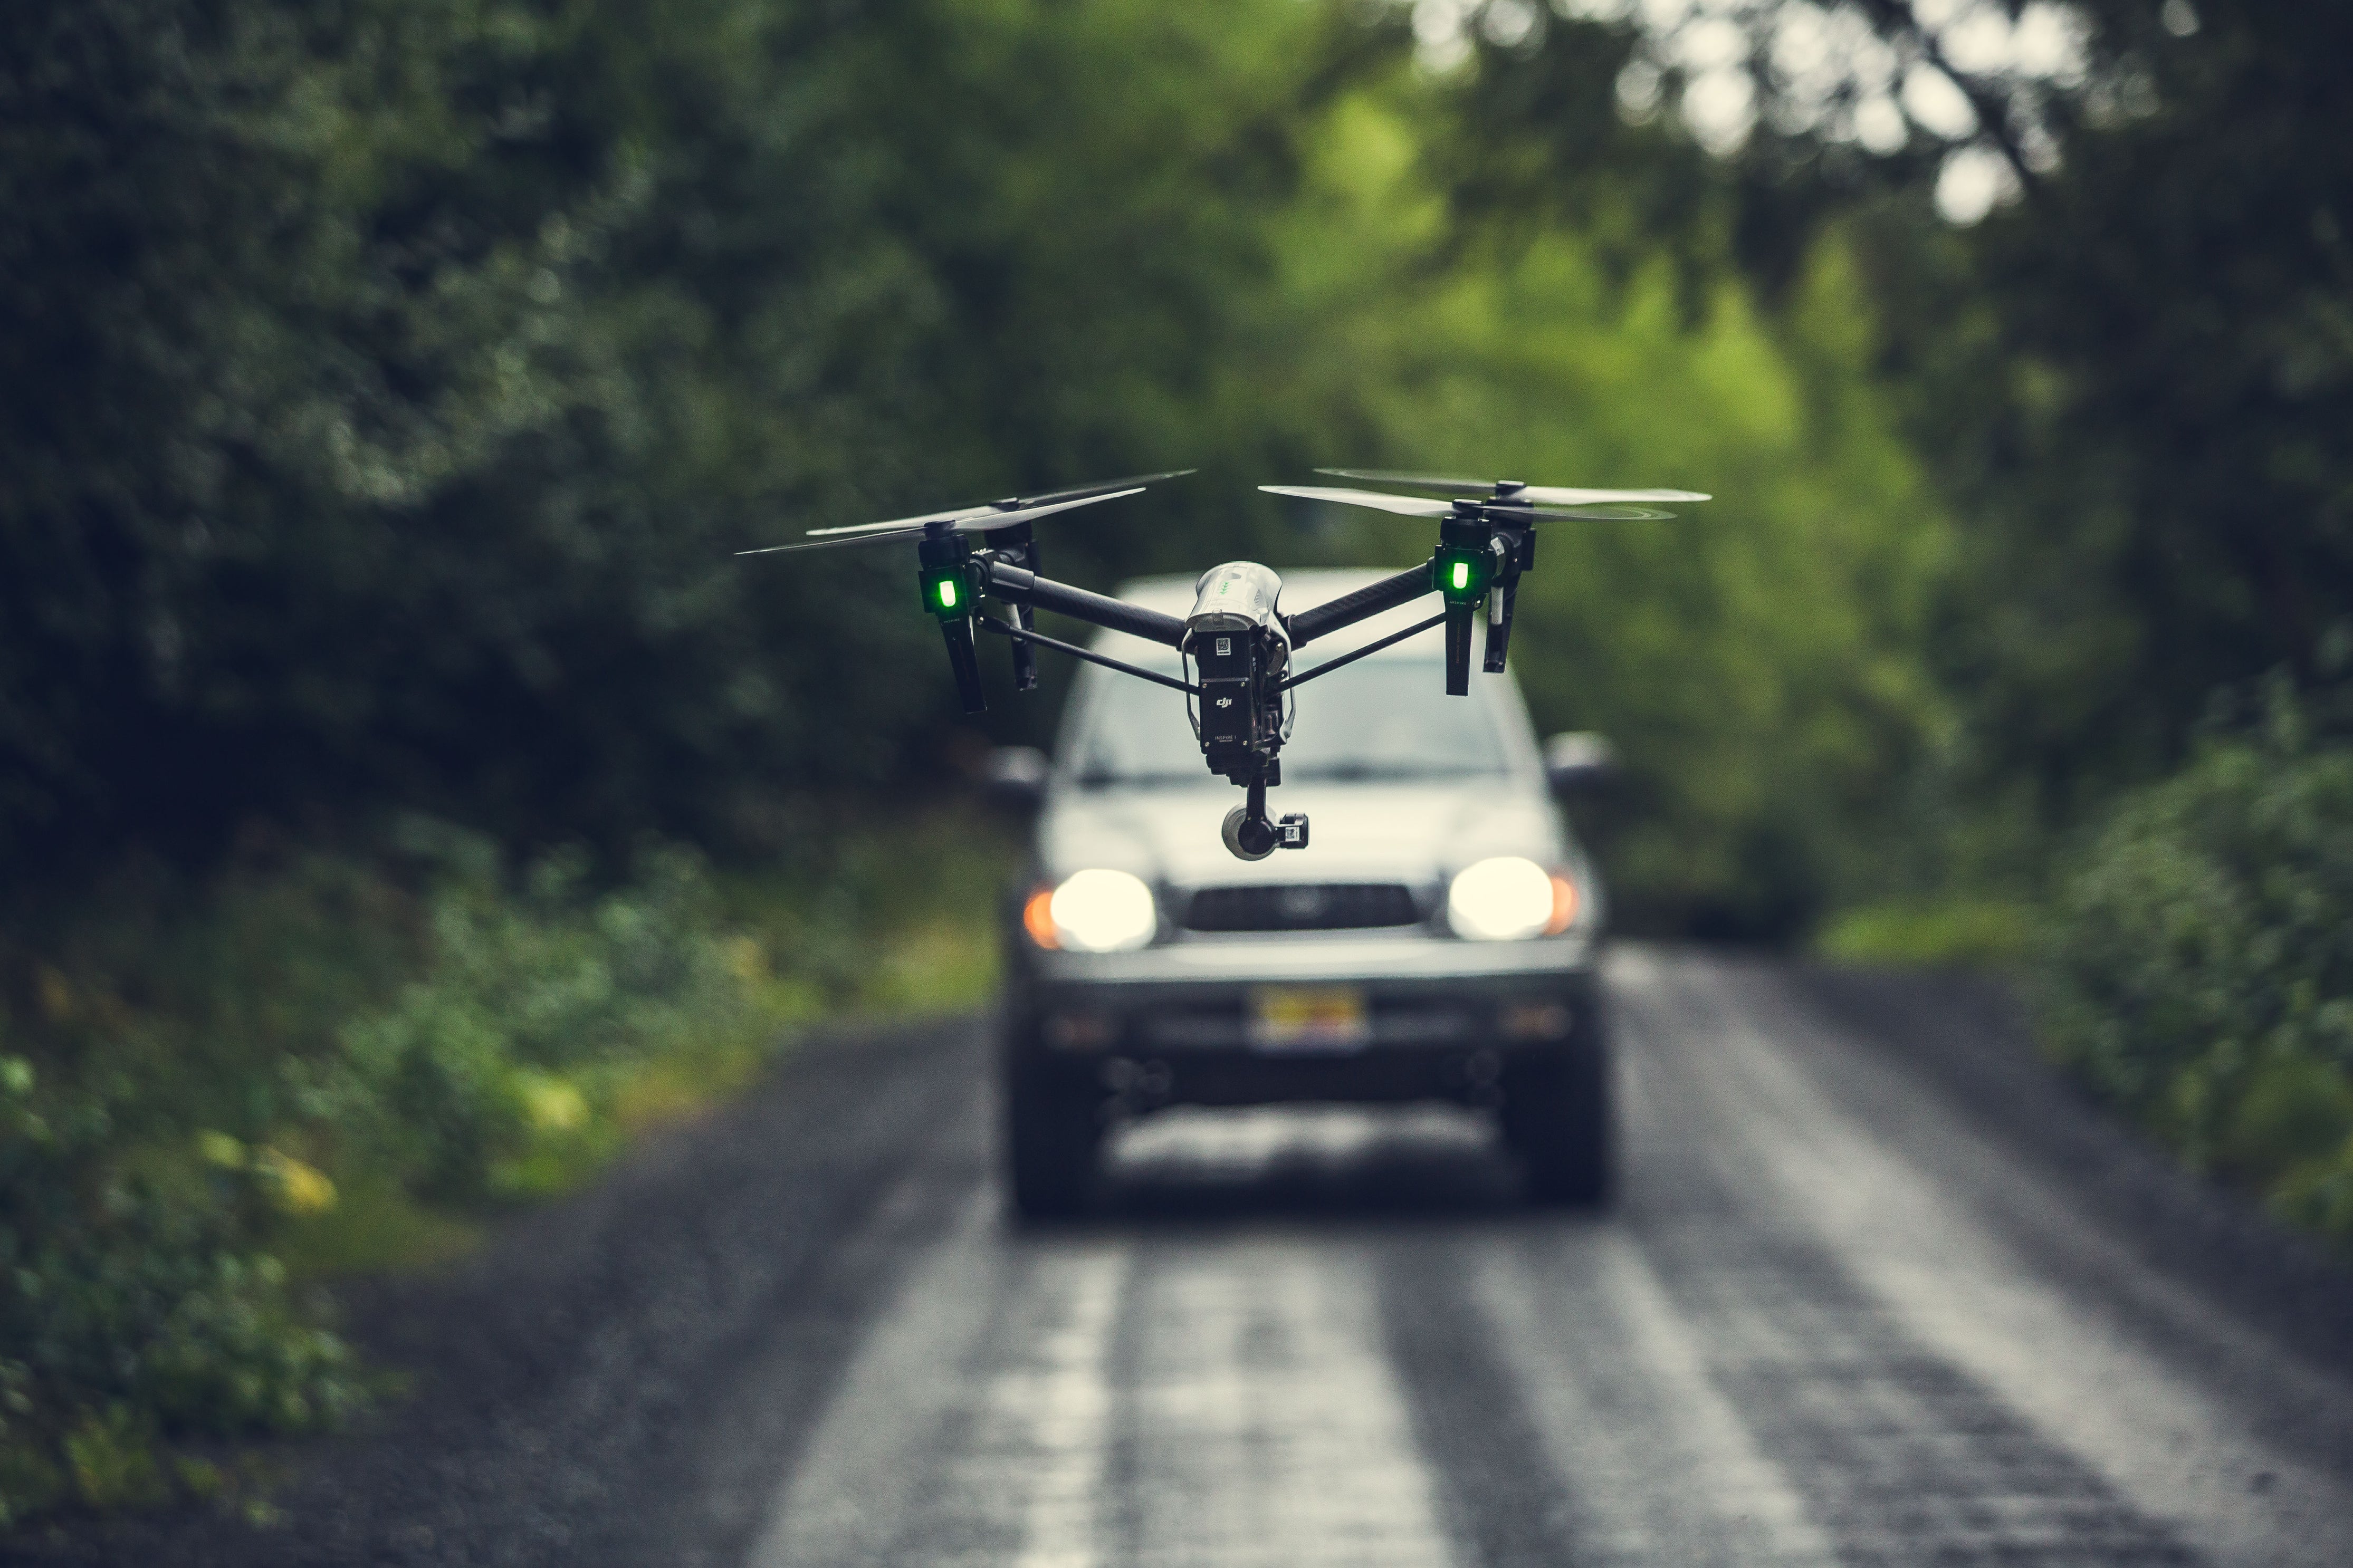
[1013,928,1602,1109]
[1035,927,1595,986]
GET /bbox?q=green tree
[0,0,1389,876]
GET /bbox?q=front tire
[1002,1057,1103,1220]
[1501,1043,1615,1208]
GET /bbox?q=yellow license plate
[1246,985,1371,1053]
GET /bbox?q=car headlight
[1448,857,1579,941]
[1038,868,1159,953]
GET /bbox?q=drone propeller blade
[998,468,1194,509]
[955,486,1145,532]
[737,487,1147,559]
[1518,486,1706,506]
[735,527,927,556]
[804,512,985,538]
[1266,485,1671,522]
[808,470,1188,538]
[1259,484,1452,517]
[1316,468,1709,506]
[1314,468,1494,496]
[1524,503,1677,521]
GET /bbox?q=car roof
[1101,567,1445,661]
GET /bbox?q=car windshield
[1067,656,1509,787]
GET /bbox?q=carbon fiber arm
[1283,562,1434,648]
[980,562,1189,648]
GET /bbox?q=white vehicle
[994,571,1617,1217]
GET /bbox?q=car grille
[1181,882,1420,932]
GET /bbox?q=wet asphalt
[13,947,2353,1567]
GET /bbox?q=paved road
[21,948,2353,1567]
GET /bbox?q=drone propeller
[1315,468,1709,507]
[735,485,1149,557]
[1260,485,1673,522]
[1268,477,1685,695]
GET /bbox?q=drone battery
[1194,630,1256,752]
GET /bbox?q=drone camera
[1220,803,1312,861]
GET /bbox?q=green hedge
[2040,714,2353,1243]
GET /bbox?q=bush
[327,838,780,1201]
[0,1053,363,1526]
[2040,710,2353,1242]
[0,825,812,1526]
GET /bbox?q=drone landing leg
[940,618,987,713]
[1443,603,1475,695]
[1010,604,1038,691]
[1482,581,1517,673]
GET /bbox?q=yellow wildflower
[254,1148,338,1215]
[517,1073,589,1133]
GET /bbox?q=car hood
[1037,780,1567,889]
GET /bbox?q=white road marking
[1632,953,2353,1568]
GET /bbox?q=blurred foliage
[1916,0,2353,822]
[0,0,1983,939]
[0,810,1009,1525]
[1692,0,2353,852]
[2040,683,2353,1245]
[0,0,1378,873]
[1814,896,2036,968]
[1415,0,2353,906]
[1242,22,1959,936]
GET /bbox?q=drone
[739,469,1708,860]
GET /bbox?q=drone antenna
[982,521,1044,691]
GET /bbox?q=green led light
[1434,543,1488,607]
[917,561,975,621]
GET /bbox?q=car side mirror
[1543,732,1619,795]
[983,745,1051,811]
